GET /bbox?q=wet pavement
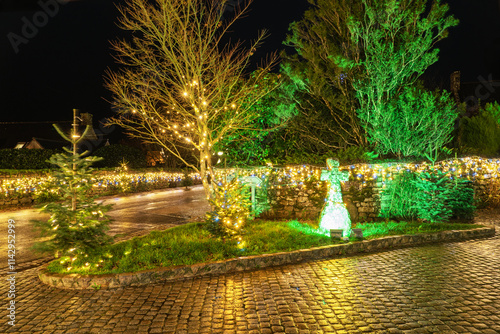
[0,185,209,266]
[0,214,499,332]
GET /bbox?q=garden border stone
[38,226,496,290]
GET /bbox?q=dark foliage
[93,144,147,168]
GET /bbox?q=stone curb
[38,226,496,290]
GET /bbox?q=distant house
[0,122,70,150]
[14,138,44,149]
[0,115,100,150]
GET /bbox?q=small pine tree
[205,178,251,240]
[32,150,113,260]
[32,123,113,264]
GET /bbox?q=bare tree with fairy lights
[105,0,278,203]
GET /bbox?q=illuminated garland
[0,172,201,200]
[1,156,499,201]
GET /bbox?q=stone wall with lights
[0,171,201,207]
[2,157,500,214]
[260,157,500,222]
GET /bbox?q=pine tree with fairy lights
[205,178,251,240]
[31,122,113,266]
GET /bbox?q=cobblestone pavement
[1,222,499,334]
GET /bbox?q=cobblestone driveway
[1,229,499,334]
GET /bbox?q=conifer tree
[32,125,113,263]
[283,0,367,151]
[335,0,459,158]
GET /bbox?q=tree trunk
[200,146,215,210]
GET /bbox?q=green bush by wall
[380,170,475,223]
[459,107,500,156]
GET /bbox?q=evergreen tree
[282,0,367,151]
[205,178,251,242]
[335,0,459,158]
[32,125,113,263]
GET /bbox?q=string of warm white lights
[0,172,201,200]
[1,156,498,201]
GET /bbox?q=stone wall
[262,179,382,222]
[262,175,497,222]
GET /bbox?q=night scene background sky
[0,0,499,125]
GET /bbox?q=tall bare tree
[106,0,277,200]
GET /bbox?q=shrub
[412,170,453,223]
[459,107,500,156]
[93,144,147,168]
[278,146,375,166]
[0,149,61,169]
[380,169,475,223]
[205,178,251,240]
[379,171,418,221]
[360,86,458,159]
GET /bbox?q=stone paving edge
[38,226,496,290]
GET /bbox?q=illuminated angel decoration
[319,158,351,237]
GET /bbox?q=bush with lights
[205,178,251,241]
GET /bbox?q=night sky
[0,0,499,124]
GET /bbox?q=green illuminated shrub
[484,101,500,125]
[459,107,500,156]
[379,171,418,221]
[364,86,458,159]
[278,146,375,166]
[381,169,475,223]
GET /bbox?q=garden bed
[37,220,495,290]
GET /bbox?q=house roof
[0,121,71,149]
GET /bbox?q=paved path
[1,226,499,333]
[0,185,209,266]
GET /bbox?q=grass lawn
[46,220,484,275]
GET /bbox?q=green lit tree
[213,71,297,166]
[459,102,500,156]
[32,125,113,262]
[370,84,458,160]
[106,0,278,203]
[282,0,367,151]
[335,0,459,158]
